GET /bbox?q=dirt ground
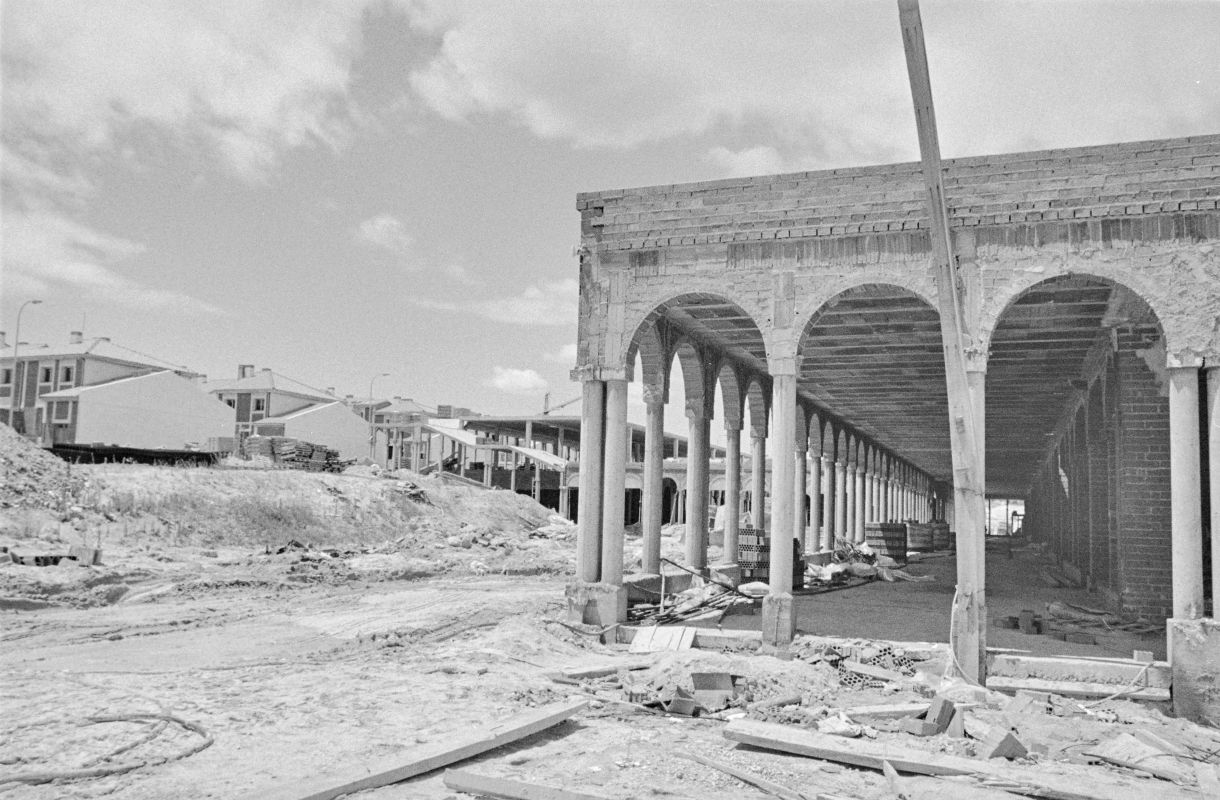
[1,432,1216,798]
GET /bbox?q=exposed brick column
[640,387,665,574]
[721,419,743,566]
[1169,366,1204,619]
[575,379,605,583]
[599,379,629,588]
[1209,366,1220,616]
[685,410,711,571]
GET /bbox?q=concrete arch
[631,320,671,401]
[620,290,770,375]
[715,361,747,430]
[671,339,715,419]
[981,266,1180,363]
[791,277,940,353]
[745,374,771,436]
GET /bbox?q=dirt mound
[0,423,81,510]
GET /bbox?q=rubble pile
[0,424,82,510]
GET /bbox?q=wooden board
[678,751,811,800]
[628,626,695,653]
[723,719,981,777]
[255,700,586,800]
[986,654,1171,689]
[442,769,611,800]
[985,676,1170,702]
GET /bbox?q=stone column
[855,462,867,542]
[575,379,605,583]
[844,460,857,544]
[599,379,629,589]
[809,431,823,552]
[1168,366,1204,620]
[1209,366,1220,614]
[793,428,808,550]
[865,468,875,524]
[750,427,767,530]
[641,389,665,574]
[821,455,834,550]
[834,454,848,546]
[685,411,711,571]
[723,421,743,564]
[763,373,796,644]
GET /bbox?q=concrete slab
[1169,618,1220,726]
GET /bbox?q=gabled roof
[376,397,435,416]
[254,401,357,423]
[0,338,193,373]
[39,370,174,399]
[204,370,334,401]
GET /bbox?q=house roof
[0,338,193,372]
[39,370,174,400]
[376,397,435,415]
[204,370,334,401]
[254,401,355,423]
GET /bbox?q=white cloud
[356,213,414,257]
[2,211,223,315]
[487,366,548,395]
[471,279,578,327]
[545,342,578,364]
[406,297,458,312]
[706,146,787,178]
[3,1,366,179]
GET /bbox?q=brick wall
[1114,325,1173,619]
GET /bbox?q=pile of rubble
[0,423,82,510]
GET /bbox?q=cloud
[444,263,479,286]
[3,211,223,315]
[404,1,1220,163]
[3,1,366,179]
[406,297,459,312]
[545,342,578,364]
[487,366,548,395]
[470,279,578,327]
[706,146,787,178]
[356,213,414,257]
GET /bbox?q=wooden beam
[442,769,611,800]
[255,700,586,800]
[897,0,986,682]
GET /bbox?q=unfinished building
[570,132,1220,716]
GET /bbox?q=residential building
[37,370,232,450]
[0,330,198,436]
[251,401,370,461]
[204,365,335,444]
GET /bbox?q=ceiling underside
[647,277,1155,496]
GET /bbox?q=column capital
[1167,351,1204,369]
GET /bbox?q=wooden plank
[897,0,986,683]
[723,719,981,777]
[986,653,1171,689]
[255,700,586,800]
[1084,733,1194,783]
[442,769,610,800]
[561,660,651,680]
[842,702,929,721]
[678,751,812,800]
[985,676,1170,702]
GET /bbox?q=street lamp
[367,372,390,461]
[10,299,43,434]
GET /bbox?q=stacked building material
[244,436,347,472]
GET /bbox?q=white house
[251,401,369,460]
[37,370,233,450]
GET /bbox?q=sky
[2,0,1218,438]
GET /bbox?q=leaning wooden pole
[897,0,987,682]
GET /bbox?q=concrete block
[710,564,741,587]
[564,581,627,626]
[1169,618,1220,727]
[761,592,795,646]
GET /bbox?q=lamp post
[367,372,390,462]
[10,299,43,435]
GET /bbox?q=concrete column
[599,379,629,587]
[763,373,796,644]
[793,447,808,550]
[685,412,711,571]
[750,429,767,530]
[865,470,875,524]
[723,423,742,564]
[1169,366,1204,620]
[855,465,867,542]
[575,380,605,583]
[844,463,856,544]
[809,451,823,552]
[559,484,571,519]
[1208,367,1220,615]
[834,458,847,546]
[820,456,833,550]
[641,394,665,574]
